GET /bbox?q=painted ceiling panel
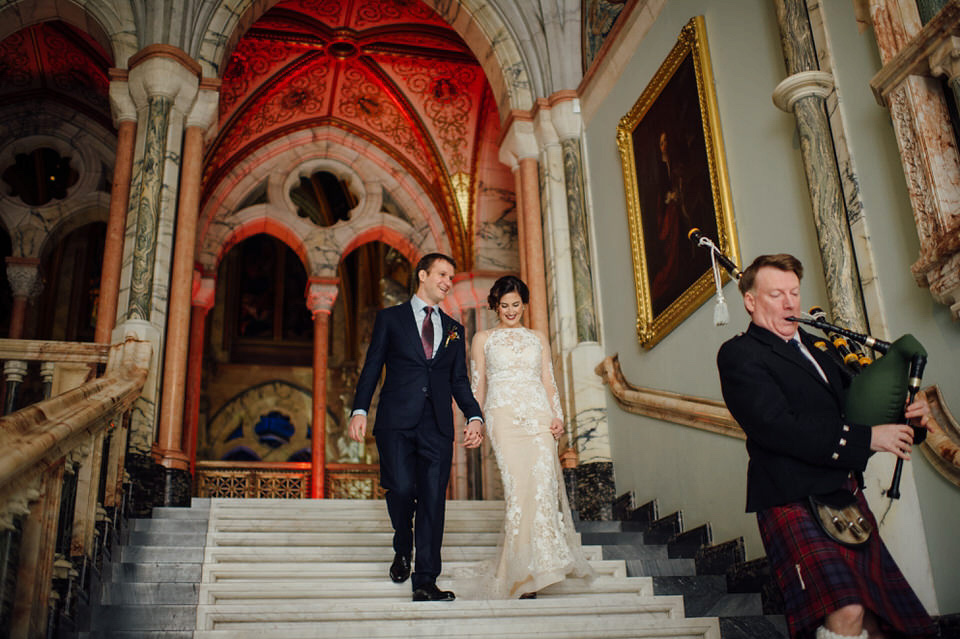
[0,23,110,117]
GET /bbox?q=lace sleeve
[470,332,487,410]
[539,331,563,421]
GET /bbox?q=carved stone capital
[5,257,41,297]
[773,71,834,112]
[306,278,340,318]
[929,35,960,82]
[191,273,216,310]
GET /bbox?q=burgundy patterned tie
[421,306,434,359]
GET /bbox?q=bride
[460,275,594,599]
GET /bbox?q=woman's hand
[549,418,564,441]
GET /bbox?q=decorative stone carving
[4,258,41,298]
[869,2,960,319]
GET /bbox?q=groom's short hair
[415,253,456,281]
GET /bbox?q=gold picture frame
[616,16,738,349]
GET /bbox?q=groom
[348,252,483,602]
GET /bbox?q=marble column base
[574,461,615,521]
[563,467,578,513]
[162,467,193,507]
[124,451,162,518]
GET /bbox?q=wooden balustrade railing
[0,336,151,639]
[195,461,383,500]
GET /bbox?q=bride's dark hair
[487,275,529,310]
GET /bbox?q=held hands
[348,414,367,442]
[869,395,933,461]
[549,418,564,441]
[462,419,484,448]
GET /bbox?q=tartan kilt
[757,480,937,639]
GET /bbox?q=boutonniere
[444,328,460,348]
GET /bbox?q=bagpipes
[689,229,928,504]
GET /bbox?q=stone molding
[772,70,835,112]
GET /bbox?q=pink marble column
[156,79,219,475]
[518,157,549,332]
[183,275,215,473]
[306,278,339,499]
[95,72,137,344]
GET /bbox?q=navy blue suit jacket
[352,301,480,439]
[717,324,873,512]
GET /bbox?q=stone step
[120,546,205,563]
[108,562,204,583]
[128,530,209,546]
[101,582,201,605]
[94,604,197,632]
[208,518,503,534]
[205,530,507,547]
[653,576,764,618]
[200,558,626,582]
[193,594,707,634]
[200,545,604,565]
[192,618,721,639]
[602,544,669,560]
[130,518,210,533]
[196,575,655,606]
[626,557,697,577]
[206,498,505,511]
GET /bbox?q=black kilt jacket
[717,323,874,512]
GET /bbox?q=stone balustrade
[0,336,151,639]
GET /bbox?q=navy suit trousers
[375,403,452,590]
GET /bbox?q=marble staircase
[86,498,724,639]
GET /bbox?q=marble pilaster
[307,278,340,499]
[773,2,867,333]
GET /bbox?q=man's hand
[549,418,564,441]
[871,423,916,460]
[348,414,367,442]
[904,392,932,432]
[462,419,483,448]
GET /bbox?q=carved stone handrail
[595,354,744,440]
[0,336,152,520]
[921,385,960,489]
[597,353,960,490]
[0,339,111,364]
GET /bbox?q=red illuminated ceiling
[0,22,112,126]
[206,0,499,260]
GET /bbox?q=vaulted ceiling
[0,21,112,128]
[204,0,500,260]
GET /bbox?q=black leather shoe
[389,554,411,583]
[412,583,455,601]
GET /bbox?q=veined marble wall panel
[473,105,518,272]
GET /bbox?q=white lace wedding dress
[456,327,594,599]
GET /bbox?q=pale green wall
[583,0,960,614]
